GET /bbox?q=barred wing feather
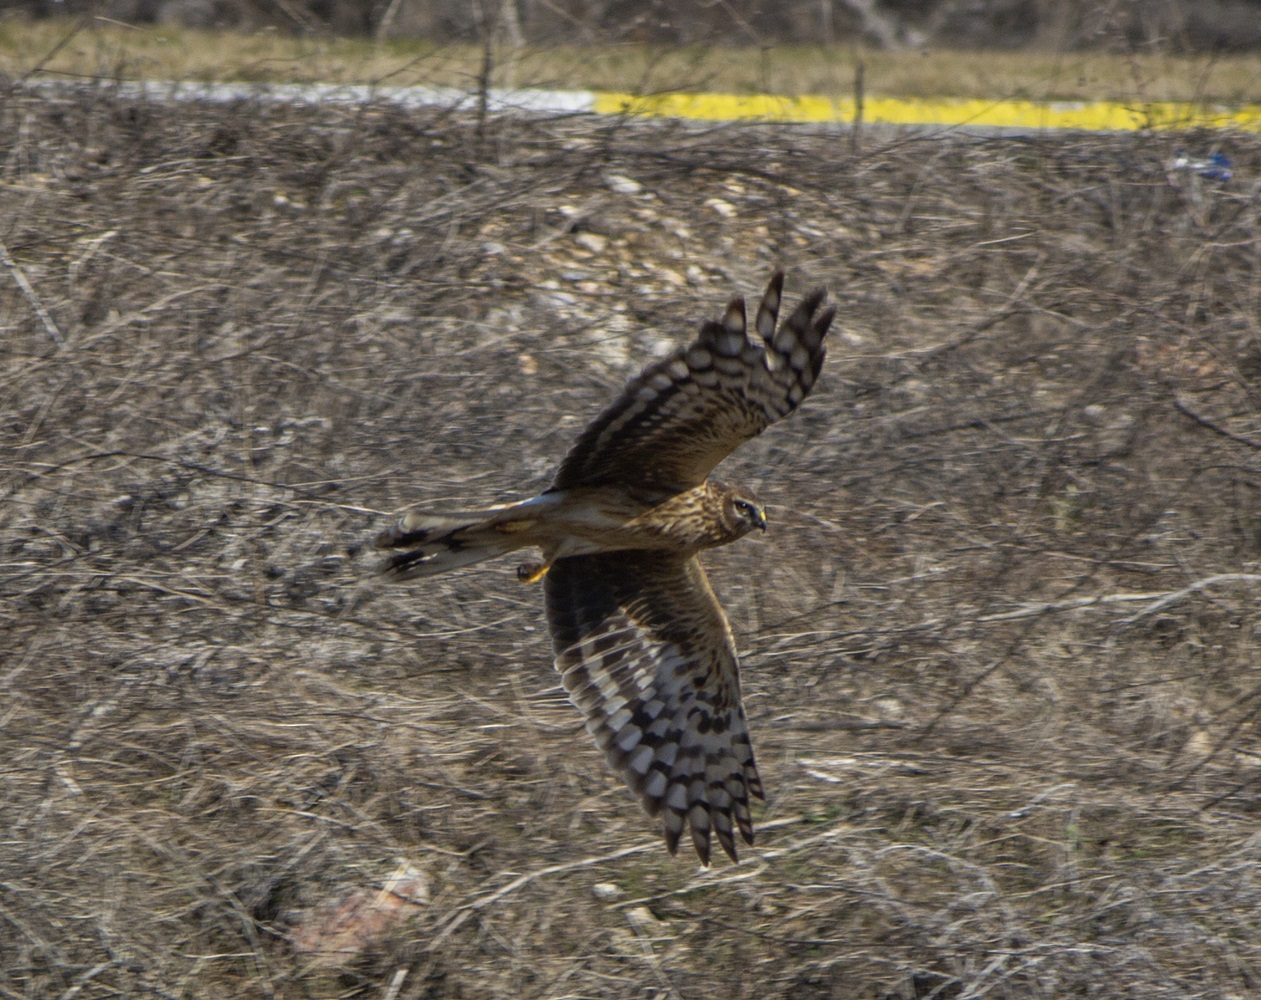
[551,271,834,493]
[545,550,763,865]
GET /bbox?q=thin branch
[1116,573,1261,625]
[976,592,1170,622]
[16,12,89,85]
[1174,396,1261,450]
[0,239,63,345]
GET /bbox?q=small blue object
[1199,152,1233,182]
[1170,150,1233,183]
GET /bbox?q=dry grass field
[3,86,1261,998]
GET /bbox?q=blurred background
[9,0,1261,52]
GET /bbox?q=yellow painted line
[52,80,1259,132]
[593,91,1261,131]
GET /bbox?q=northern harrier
[376,272,833,864]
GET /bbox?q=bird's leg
[516,560,551,584]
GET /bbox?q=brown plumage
[376,271,833,864]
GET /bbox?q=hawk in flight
[376,272,833,864]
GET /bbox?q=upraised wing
[550,272,834,493]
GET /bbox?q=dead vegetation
[2,86,1261,998]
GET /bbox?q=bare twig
[1173,395,1261,450]
[0,239,63,345]
[16,12,89,85]
[381,968,409,1000]
[851,57,864,156]
[1117,573,1261,625]
[976,591,1172,622]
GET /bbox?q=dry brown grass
[5,15,1261,103]
[3,86,1261,998]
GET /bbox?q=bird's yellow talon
[517,561,550,583]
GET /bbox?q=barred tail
[374,502,539,579]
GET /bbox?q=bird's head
[721,486,767,537]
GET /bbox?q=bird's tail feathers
[375,502,541,579]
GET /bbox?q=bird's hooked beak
[755,507,768,532]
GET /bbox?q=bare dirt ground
[3,88,1261,999]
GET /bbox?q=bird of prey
[376,272,833,864]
